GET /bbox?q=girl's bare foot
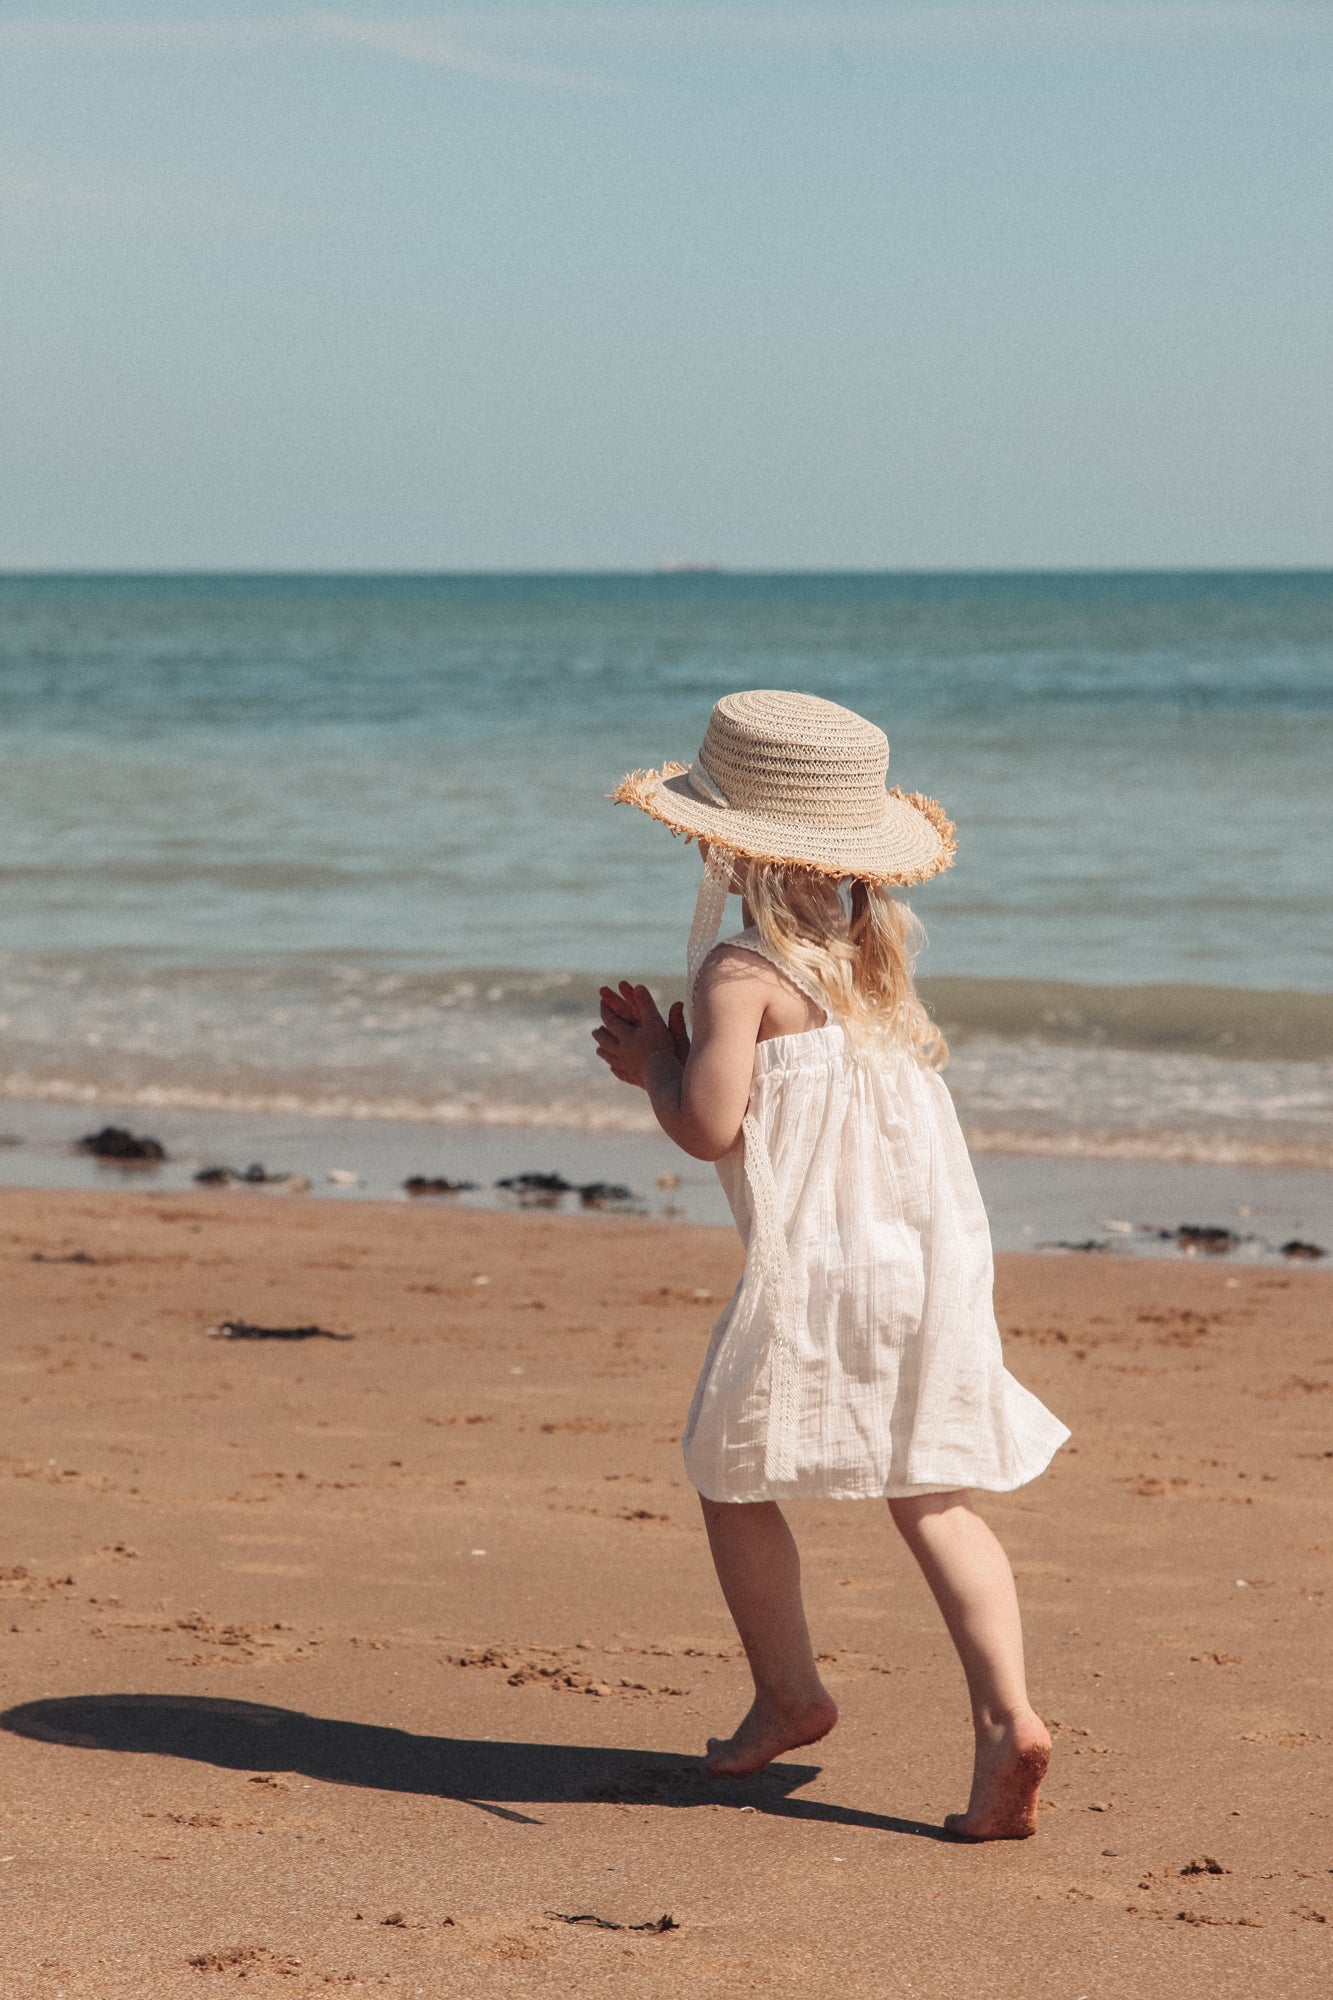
[943,1709,1051,1840]
[704,1689,838,1779]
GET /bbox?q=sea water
[1,571,1330,1180]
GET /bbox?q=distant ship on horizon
[655,557,722,574]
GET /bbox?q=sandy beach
[2,1185,1329,1998]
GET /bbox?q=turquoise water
[1,571,1330,1160]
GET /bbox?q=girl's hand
[595,952,765,1161]
[593,982,681,1089]
[598,982,691,1063]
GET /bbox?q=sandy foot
[944,1711,1052,1841]
[704,1690,839,1779]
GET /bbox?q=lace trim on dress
[739,1104,803,1484]
[691,920,816,1486]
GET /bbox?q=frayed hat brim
[610,761,956,887]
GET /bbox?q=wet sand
[1,1186,1329,1997]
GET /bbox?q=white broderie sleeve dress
[681,927,1070,1503]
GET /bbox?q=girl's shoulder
[701,928,784,988]
[697,930,779,988]
[702,929,828,1031]
[711,924,765,961]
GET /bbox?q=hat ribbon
[685,840,735,1021]
[686,759,730,809]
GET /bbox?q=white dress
[681,928,1070,1503]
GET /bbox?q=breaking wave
[1,953,1331,1168]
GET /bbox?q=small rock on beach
[77,1125,166,1163]
[495,1171,575,1196]
[578,1181,636,1208]
[194,1164,309,1192]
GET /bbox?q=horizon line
[2,563,1331,580]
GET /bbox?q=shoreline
[5,1075,1332,1172]
[0,1094,1329,1262]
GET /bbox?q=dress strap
[684,910,808,1484]
[724,926,819,1484]
[723,926,830,1024]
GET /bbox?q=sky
[1,3,1330,570]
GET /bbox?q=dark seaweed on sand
[210,1320,354,1342]
[494,1172,640,1208]
[547,1912,678,1933]
[1173,1225,1240,1253]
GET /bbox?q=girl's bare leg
[889,1492,1051,1839]
[699,1496,838,1778]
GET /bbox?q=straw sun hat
[611,689,956,888]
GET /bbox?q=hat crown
[698,690,890,833]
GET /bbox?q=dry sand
[1,1185,1329,1999]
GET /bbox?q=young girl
[594,690,1069,1841]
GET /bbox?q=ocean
[1,571,1331,1222]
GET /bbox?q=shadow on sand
[0,1692,951,1840]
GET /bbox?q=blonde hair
[742,861,947,1070]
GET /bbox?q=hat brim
[610,761,956,887]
